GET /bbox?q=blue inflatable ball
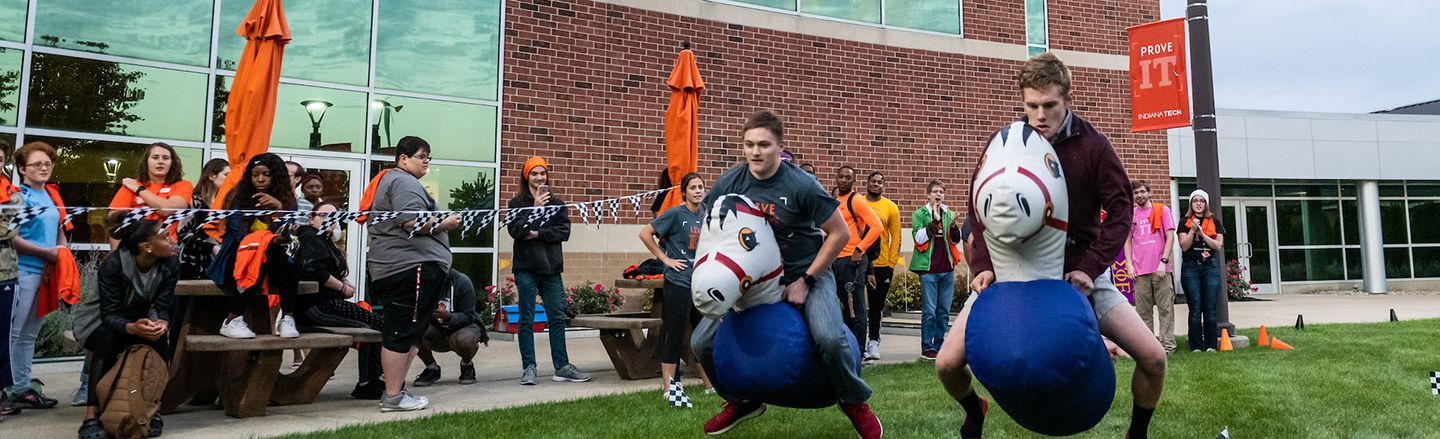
[713,302,862,409]
[964,279,1115,436]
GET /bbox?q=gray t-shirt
[366,169,452,280]
[651,204,703,288]
[702,162,840,285]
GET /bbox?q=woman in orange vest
[8,142,68,409]
[205,153,297,340]
[105,142,192,249]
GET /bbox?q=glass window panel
[28,53,207,141]
[1275,200,1341,246]
[1341,184,1356,197]
[1344,248,1361,280]
[1025,0,1047,46]
[217,0,371,85]
[1027,45,1047,58]
[1379,183,1404,197]
[1408,200,1440,244]
[29,136,203,244]
[1379,200,1408,245]
[34,0,212,66]
[452,252,495,296]
[732,0,797,9]
[376,0,501,100]
[1412,247,1440,278]
[0,48,21,126]
[1384,247,1411,279]
[1278,249,1344,282]
[369,162,496,248]
[213,78,367,152]
[1220,183,1273,198]
[1273,183,1338,198]
[884,0,959,34]
[801,0,881,23]
[1341,200,1359,246]
[369,96,496,162]
[0,0,26,42]
[1406,183,1440,197]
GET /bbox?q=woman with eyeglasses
[7,141,68,410]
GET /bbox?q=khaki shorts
[1089,268,1127,322]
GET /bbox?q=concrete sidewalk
[5,293,1437,438]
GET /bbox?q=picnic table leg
[215,350,284,418]
[270,346,348,406]
[162,296,228,413]
[598,328,662,380]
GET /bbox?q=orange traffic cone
[1258,325,1270,346]
[1270,337,1294,350]
[1219,328,1234,351]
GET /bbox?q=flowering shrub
[1225,259,1258,300]
[565,281,626,317]
[481,276,518,327]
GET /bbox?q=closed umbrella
[658,46,705,213]
[212,0,291,210]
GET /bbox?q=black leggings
[83,326,171,407]
[866,267,893,341]
[300,299,384,383]
[659,282,701,364]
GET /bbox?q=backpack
[845,193,882,261]
[97,344,169,439]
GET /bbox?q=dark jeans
[514,271,570,370]
[866,267,893,342]
[0,281,14,389]
[658,281,701,364]
[832,256,869,345]
[1181,258,1222,350]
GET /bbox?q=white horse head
[691,194,785,317]
[971,121,1070,281]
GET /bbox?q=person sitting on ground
[292,201,385,399]
[413,270,489,387]
[72,219,178,439]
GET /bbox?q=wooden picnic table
[161,279,373,418]
[568,279,700,380]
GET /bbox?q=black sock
[959,392,986,438]
[1129,404,1154,439]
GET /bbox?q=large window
[213,78,369,153]
[370,95,497,162]
[217,0,373,85]
[27,53,209,141]
[0,0,25,42]
[375,0,502,100]
[727,0,961,35]
[1024,0,1048,57]
[34,0,214,66]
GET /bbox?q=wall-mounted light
[104,159,120,183]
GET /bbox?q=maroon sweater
[968,113,1134,281]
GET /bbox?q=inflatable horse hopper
[966,121,1117,436]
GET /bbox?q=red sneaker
[704,401,766,435]
[841,402,883,439]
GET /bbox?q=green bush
[884,270,970,313]
[35,251,102,358]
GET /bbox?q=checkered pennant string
[245,210,278,219]
[118,208,157,231]
[277,210,309,225]
[607,199,620,223]
[8,206,49,229]
[501,209,517,227]
[62,207,92,228]
[1430,371,1439,396]
[368,211,402,225]
[479,210,497,229]
[665,376,693,409]
[318,211,359,231]
[628,194,643,216]
[408,212,434,239]
[458,210,479,239]
[159,209,198,230]
[542,205,563,224]
[574,201,591,226]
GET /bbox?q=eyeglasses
[405,154,432,163]
[23,162,54,169]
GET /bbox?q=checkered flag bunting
[9,206,49,229]
[118,208,157,230]
[408,212,433,239]
[62,207,92,228]
[665,376,692,408]
[368,211,402,225]
[159,208,198,229]
[320,211,361,231]
[277,210,309,225]
[607,199,620,223]
[575,201,591,226]
[628,194,642,216]
[1430,371,1439,396]
[459,210,479,239]
[1217,427,1230,439]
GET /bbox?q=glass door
[281,155,368,300]
[1222,199,1278,293]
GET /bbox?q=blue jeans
[692,269,872,404]
[8,272,43,392]
[1181,259,1222,350]
[919,272,955,353]
[514,271,570,371]
[0,281,15,389]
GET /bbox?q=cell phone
[537,184,550,197]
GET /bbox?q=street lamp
[103,159,120,183]
[370,99,403,153]
[301,99,333,150]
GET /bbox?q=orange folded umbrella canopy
[658,48,705,214]
[212,0,291,211]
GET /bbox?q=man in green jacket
[908,180,962,361]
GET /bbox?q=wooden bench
[570,312,664,380]
[299,326,383,343]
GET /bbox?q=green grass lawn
[280,320,1440,438]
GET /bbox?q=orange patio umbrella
[657,45,705,214]
[212,0,291,210]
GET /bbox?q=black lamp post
[370,99,401,153]
[302,99,333,150]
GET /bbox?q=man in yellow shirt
[862,171,900,363]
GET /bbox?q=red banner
[1128,18,1190,132]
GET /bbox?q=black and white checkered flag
[459,210,479,239]
[1430,371,1439,396]
[1217,427,1229,439]
[8,206,49,229]
[320,211,361,231]
[665,376,692,408]
[408,212,434,239]
[118,208,157,230]
[159,208,198,230]
[277,210,309,225]
[502,209,516,227]
[607,199,620,223]
[369,211,402,225]
[480,210,497,229]
[62,207,92,228]
[628,194,643,216]
[575,202,590,226]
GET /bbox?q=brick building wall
[497,0,1167,287]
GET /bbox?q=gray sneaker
[520,366,538,385]
[380,388,429,412]
[69,387,87,407]
[553,364,592,383]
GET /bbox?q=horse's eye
[738,227,758,251]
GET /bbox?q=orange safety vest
[355,169,392,223]
[233,230,275,294]
[37,248,79,317]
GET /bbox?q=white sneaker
[864,340,881,361]
[380,389,429,412]
[220,316,256,339]
[277,314,300,339]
